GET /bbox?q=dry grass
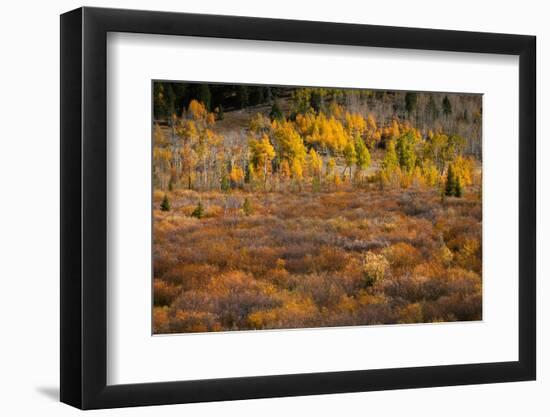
[153,186,482,333]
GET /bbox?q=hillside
[152,82,483,334]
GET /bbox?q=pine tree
[405,92,418,116]
[238,85,249,108]
[270,101,283,121]
[249,86,265,106]
[198,84,211,110]
[164,83,176,118]
[454,173,464,197]
[445,164,454,196]
[191,201,205,218]
[442,95,452,117]
[445,163,463,197]
[160,194,171,211]
[310,90,323,113]
[425,95,439,121]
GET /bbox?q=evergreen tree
[238,85,249,108]
[405,92,417,116]
[269,101,283,121]
[444,163,463,197]
[445,164,454,196]
[160,194,171,211]
[249,87,266,105]
[198,84,211,110]
[153,83,166,119]
[425,95,439,121]
[310,90,323,113]
[257,87,265,104]
[442,95,452,117]
[165,83,176,117]
[171,82,187,115]
[454,172,464,197]
[191,201,205,218]
[375,90,385,101]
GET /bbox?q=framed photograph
[60,6,536,409]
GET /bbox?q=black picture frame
[60,6,536,410]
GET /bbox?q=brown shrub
[397,192,435,219]
[161,263,218,289]
[248,296,319,329]
[398,302,424,323]
[313,246,350,272]
[422,293,482,322]
[295,273,347,309]
[383,242,423,270]
[153,279,181,306]
[153,188,482,333]
[170,270,282,330]
[264,265,291,287]
[381,266,480,305]
[170,311,221,333]
[152,306,170,333]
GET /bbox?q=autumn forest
[152,82,482,334]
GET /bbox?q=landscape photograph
[152,81,482,334]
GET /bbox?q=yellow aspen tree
[367,113,377,132]
[188,99,208,120]
[390,119,400,139]
[354,136,371,179]
[279,159,291,181]
[291,158,303,181]
[249,134,276,188]
[422,159,439,187]
[229,166,245,186]
[307,148,323,180]
[343,139,357,180]
[273,120,307,170]
[345,112,367,137]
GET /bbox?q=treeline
[153,82,279,119]
[154,83,481,155]
[153,85,481,200]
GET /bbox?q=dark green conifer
[160,194,171,211]
[191,201,205,218]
